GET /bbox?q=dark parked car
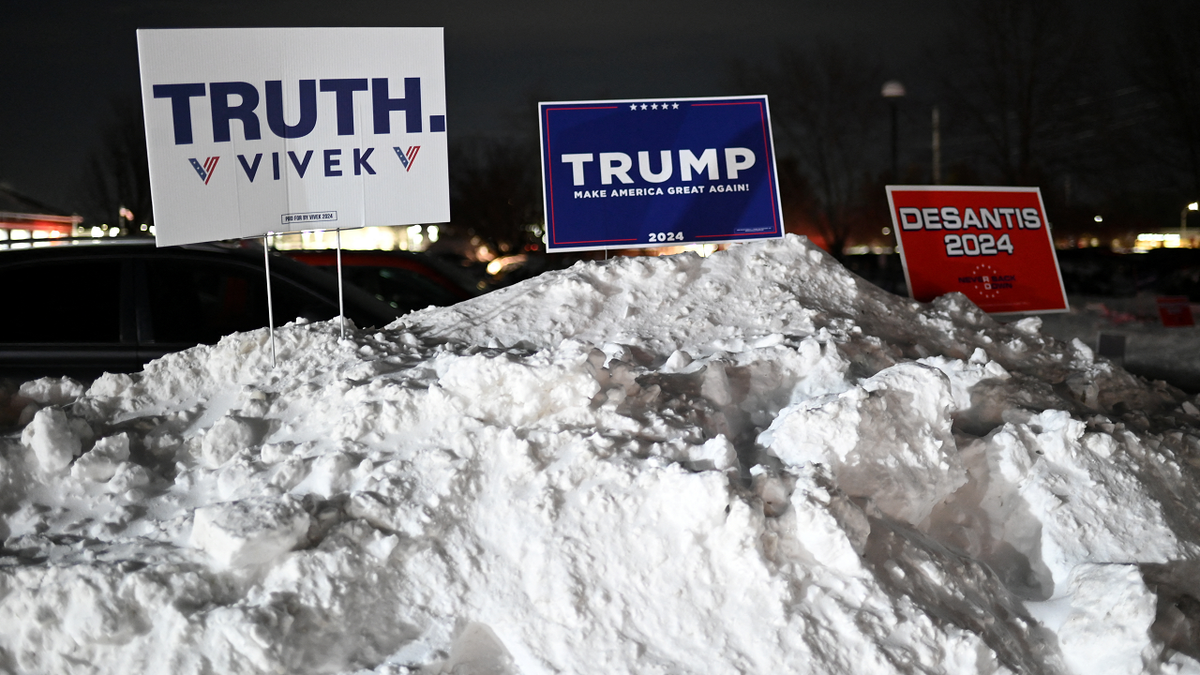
[284,249,479,312]
[0,238,399,383]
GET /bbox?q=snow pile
[3,234,1200,674]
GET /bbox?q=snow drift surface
[3,235,1200,674]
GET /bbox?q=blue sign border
[539,96,784,252]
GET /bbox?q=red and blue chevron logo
[393,146,420,172]
[188,157,219,184]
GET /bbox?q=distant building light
[406,224,423,250]
[881,80,906,98]
[1135,232,1183,251]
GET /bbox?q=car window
[337,266,463,313]
[0,259,122,343]
[144,258,339,346]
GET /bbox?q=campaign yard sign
[886,186,1068,314]
[539,96,784,252]
[138,28,449,247]
[1156,296,1195,327]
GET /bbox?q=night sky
[2,0,1122,215]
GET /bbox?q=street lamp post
[1183,201,1198,235]
[931,106,941,185]
[882,80,906,181]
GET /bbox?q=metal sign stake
[336,228,345,340]
[263,233,277,366]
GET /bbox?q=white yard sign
[138,27,449,246]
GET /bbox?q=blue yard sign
[539,96,784,252]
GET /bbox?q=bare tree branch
[84,96,153,233]
[935,0,1099,187]
[735,45,885,255]
[446,136,543,257]
[1123,0,1200,198]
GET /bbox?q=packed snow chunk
[18,376,85,406]
[1055,563,1159,675]
[434,346,601,427]
[1012,316,1043,335]
[919,348,1010,419]
[779,466,873,571]
[759,362,965,525]
[930,405,1195,606]
[399,235,839,355]
[71,432,132,482]
[190,496,311,568]
[980,410,1186,593]
[434,623,517,675]
[20,406,83,474]
[687,434,738,472]
[197,414,267,469]
[0,562,220,675]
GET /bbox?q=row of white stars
[629,102,680,111]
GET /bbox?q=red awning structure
[0,183,83,238]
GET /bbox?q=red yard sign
[1156,296,1195,327]
[886,186,1068,314]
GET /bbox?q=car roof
[284,248,479,299]
[0,236,400,325]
